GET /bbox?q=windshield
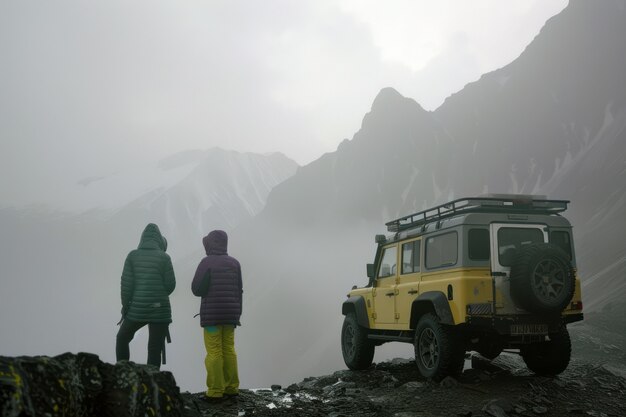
[378,246,397,278]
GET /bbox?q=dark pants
[116,319,168,368]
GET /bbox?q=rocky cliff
[0,353,184,417]
[4,350,624,417]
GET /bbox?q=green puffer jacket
[121,223,176,323]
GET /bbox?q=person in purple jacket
[191,230,243,403]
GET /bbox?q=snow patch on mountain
[110,148,299,257]
[58,158,199,213]
[45,149,298,223]
[540,102,617,195]
[401,167,419,203]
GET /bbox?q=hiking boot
[200,395,224,404]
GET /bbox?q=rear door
[490,223,547,314]
[396,238,421,327]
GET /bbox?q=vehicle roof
[386,195,570,234]
[392,211,570,240]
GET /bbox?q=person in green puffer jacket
[116,223,176,368]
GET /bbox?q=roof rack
[385,195,569,233]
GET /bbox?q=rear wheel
[341,313,375,370]
[413,314,465,381]
[521,327,571,375]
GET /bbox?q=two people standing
[116,224,243,402]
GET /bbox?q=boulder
[0,353,184,417]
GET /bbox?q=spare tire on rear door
[510,243,575,314]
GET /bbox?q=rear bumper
[466,313,583,335]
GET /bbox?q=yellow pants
[203,325,239,398]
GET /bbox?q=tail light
[570,301,583,310]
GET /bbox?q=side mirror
[367,263,375,279]
[375,234,387,244]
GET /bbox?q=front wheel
[414,314,465,381]
[521,327,571,375]
[341,313,375,370]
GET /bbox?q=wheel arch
[410,291,455,329]
[342,296,370,329]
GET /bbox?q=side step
[368,334,413,343]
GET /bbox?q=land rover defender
[341,195,583,380]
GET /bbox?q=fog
[4,0,625,394]
[0,211,413,389]
[0,0,566,207]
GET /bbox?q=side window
[468,229,490,261]
[426,232,458,269]
[401,242,413,274]
[378,246,397,278]
[401,240,421,274]
[413,240,421,271]
[550,231,572,259]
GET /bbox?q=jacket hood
[203,230,228,255]
[138,223,166,250]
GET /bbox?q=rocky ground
[183,304,626,417]
[568,302,626,379]
[182,354,626,417]
[3,304,625,417]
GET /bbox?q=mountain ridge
[2,0,624,393]
[226,0,626,388]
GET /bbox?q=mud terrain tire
[414,313,465,381]
[341,313,375,370]
[510,243,575,314]
[521,327,572,375]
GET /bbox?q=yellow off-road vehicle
[341,195,584,380]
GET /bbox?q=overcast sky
[0,0,567,207]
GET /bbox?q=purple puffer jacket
[191,230,243,327]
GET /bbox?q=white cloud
[0,0,568,207]
[338,0,567,73]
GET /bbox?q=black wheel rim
[531,258,566,303]
[418,328,439,370]
[343,323,356,358]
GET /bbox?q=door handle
[408,290,418,295]
[385,292,395,297]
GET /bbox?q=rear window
[426,232,458,269]
[497,227,544,266]
[550,231,572,259]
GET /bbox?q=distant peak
[157,149,207,171]
[262,151,299,165]
[372,87,402,105]
[371,87,424,113]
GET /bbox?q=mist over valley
[1,0,625,402]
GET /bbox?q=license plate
[510,324,548,335]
